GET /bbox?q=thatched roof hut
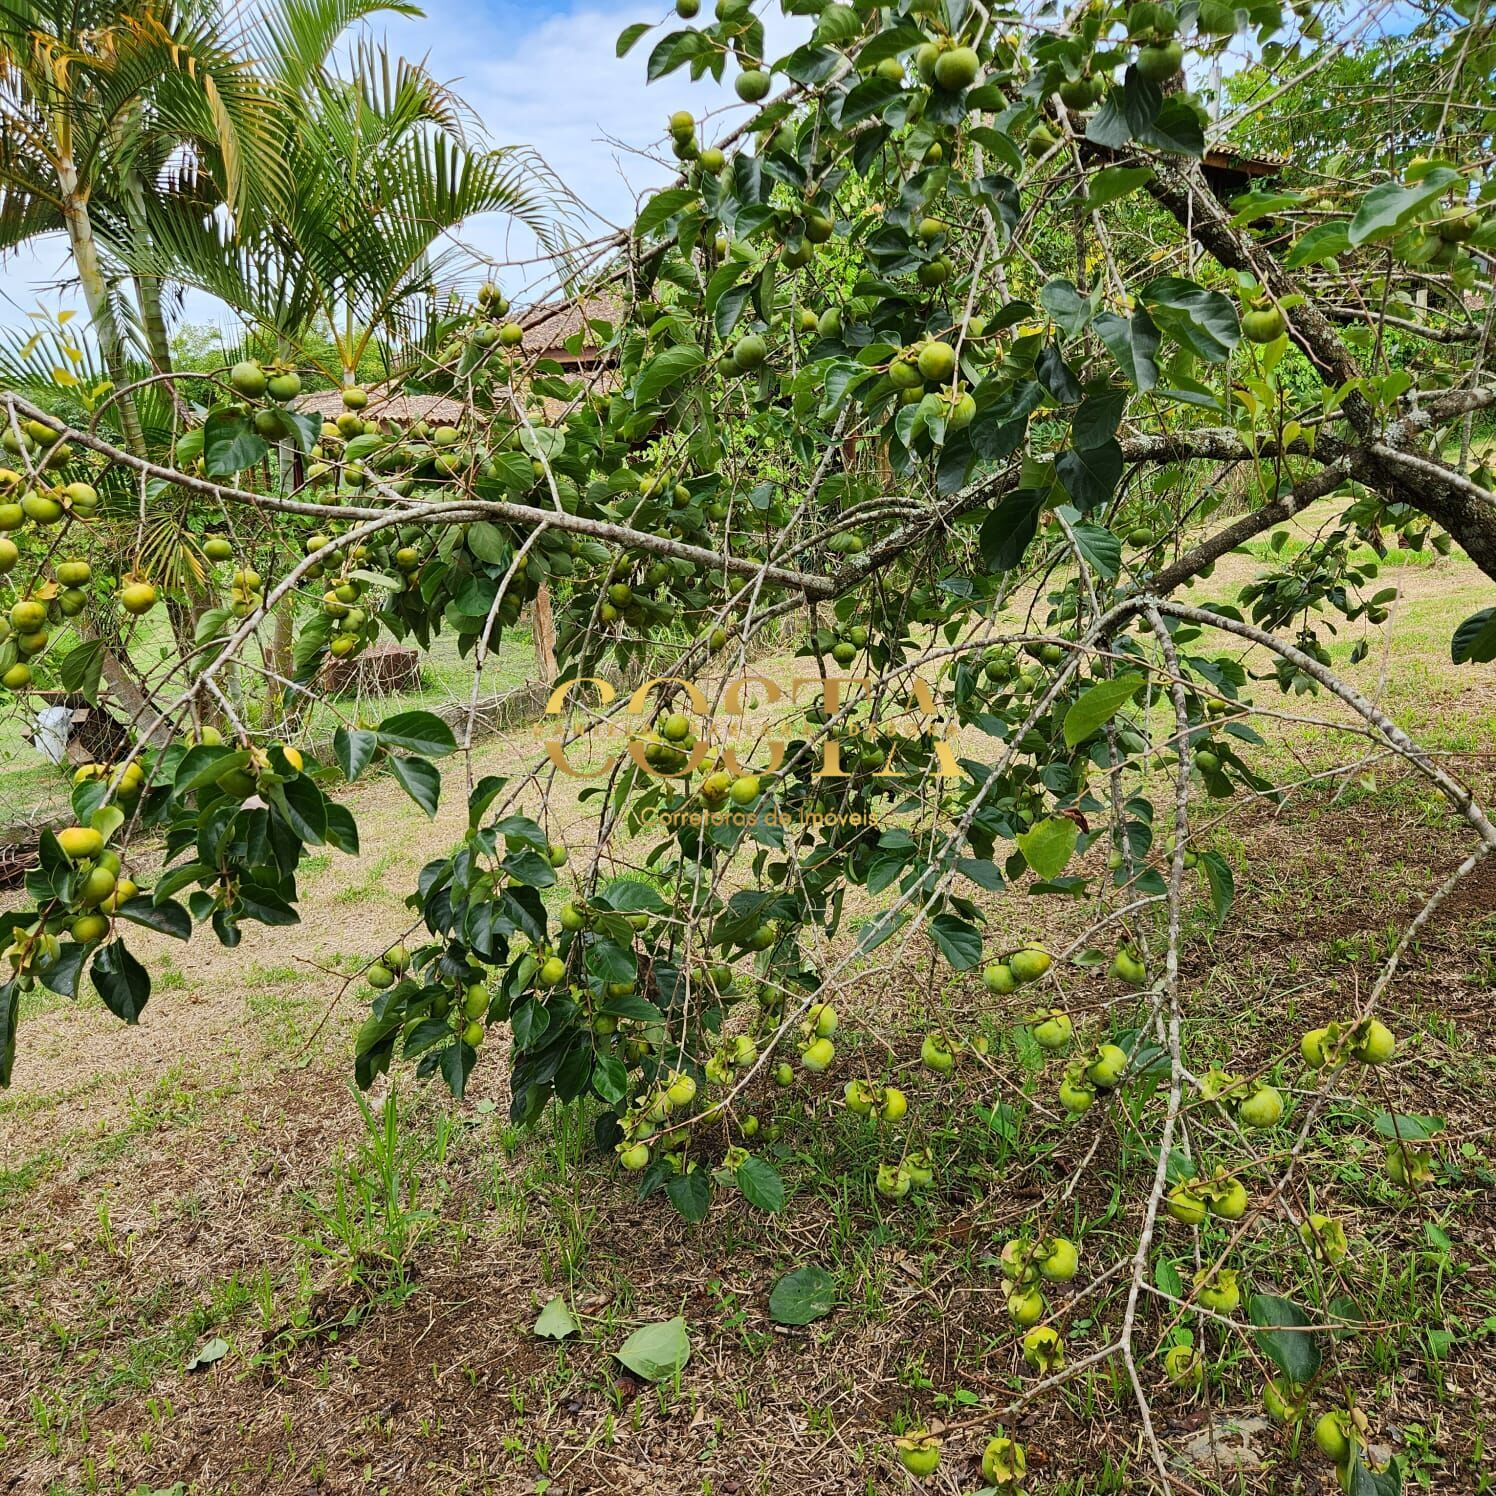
[523,294,622,368]
[296,295,619,426]
[297,386,466,425]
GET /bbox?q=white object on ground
[32,705,73,764]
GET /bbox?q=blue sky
[0,0,808,335]
[0,2,1417,337]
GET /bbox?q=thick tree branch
[1080,149,1496,577]
[1321,306,1480,344]
[1149,457,1356,593]
[2,394,840,600]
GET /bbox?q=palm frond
[253,0,422,97]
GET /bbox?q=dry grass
[1,544,1493,1495]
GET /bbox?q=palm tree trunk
[58,162,146,459]
[58,161,170,734]
[135,274,172,376]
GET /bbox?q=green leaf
[1094,309,1160,391]
[154,861,212,900]
[271,776,327,845]
[591,1053,629,1105]
[1084,164,1153,211]
[1248,1294,1322,1384]
[614,1316,691,1381]
[533,1296,579,1339]
[174,744,248,794]
[930,913,983,970]
[502,848,556,889]
[814,2,860,43]
[90,804,124,842]
[467,775,506,828]
[1141,277,1240,362]
[616,20,650,56]
[1085,88,1134,149]
[978,489,1047,571]
[857,21,924,67]
[1370,1111,1443,1142]
[635,186,699,238]
[1229,189,1302,225]
[38,943,85,999]
[1198,850,1234,925]
[333,726,379,781]
[510,997,549,1050]
[1072,390,1125,450]
[736,1155,785,1212]
[1040,278,1092,338]
[115,896,191,941]
[1086,70,1203,156]
[389,756,441,817]
[92,940,151,1024]
[956,857,1004,891]
[600,993,664,1022]
[0,981,16,1087]
[193,606,230,646]
[202,408,268,476]
[325,804,359,856]
[666,1168,711,1222]
[278,410,322,455]
[1346,1454,1402,1496]
[375,710,456,757]
[646,27,707,82]
[1155,1257,1185,1299]
[1063,672,1145,747]
[1285,221,1352,268]
[1056,439,1123,511]
[838,73,903,125]
[1068,522,1122,580]
[464,521,509,564]
[440,1039,475,1099]
[586,936,636,985]
[58,639,105,704]
[1144,97,1204,156]
[238,886,299,927]
[1451,607,1496,664]
[1016,817,1078,880]
[1348,169,1459,246]
[768,1264,837,1325]
[185,1336,230,1371]
[599,880,669,914]
[713,283,752,340]
[636,345,707,404]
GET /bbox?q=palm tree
[129,37,577,713]
[138,37,576,385]
[0,0,287,453]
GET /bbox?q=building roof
[298,386,467,424]
[523,293,622,365]
[295,295,619,425]
[1202,146,1286,179]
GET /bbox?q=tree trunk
[58,166,146,459]
[135,275,172,377]
[532,584,558,684]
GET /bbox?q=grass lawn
[0,529,1492,1495]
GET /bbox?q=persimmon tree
[1,0,1493,1487]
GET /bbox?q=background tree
[0,0,288,452]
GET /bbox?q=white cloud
[389,0,809,301]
